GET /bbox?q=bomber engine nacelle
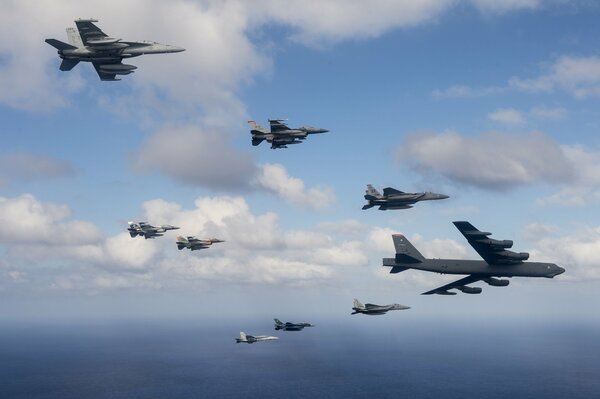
[498,251,529,261]
[457,286,482,294]
[480,239,513,249]
[484,277,510,287]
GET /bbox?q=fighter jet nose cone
[440,195,449,199]
[169,46,185,53]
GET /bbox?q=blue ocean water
[1,319,598,399]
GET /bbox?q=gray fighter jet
[235,332,278,344]
[176,236,224,251]
[248,119,329,149]
[274,319,314,331]
[382,221,565,295]
[45,19,184,81]
[128,221,179,239]
[363,184,449,210]
[351,299,410,315]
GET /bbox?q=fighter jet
[363,185,449,210]
[351,299,410,315]
[128,221,179,239]
[45,19,185,81]
[248,119,329,149]
[235,332,278,344]
[176,236,224,251]
[274,319,314,331]
[382,221,565,295]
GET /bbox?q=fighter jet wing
[75,19,108,46]
[269,119,290,133]
[383,187,405,196]
[453,221,529,265]
[422,275,482,295]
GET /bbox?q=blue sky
[1,0,600,322]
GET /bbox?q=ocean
[1,318,598,398]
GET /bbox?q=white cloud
[527,225,600,280]
[0,194,367,292]
[0,153,76,186]
[509,55,600,99]
[470,0,541,14]
[432,85,505,98]
[256,163,336,209]
[397,131,575,189]
[530,105,568,120]
[488,108,526,125]
[133,125,257,190]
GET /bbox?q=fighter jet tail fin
[362,203,375,210]
[176,235,188,250]
[393,234,425,263]
[365,184,383,200]
[252,137,264,146]
[248,120,268,134]
[66,27,84,48]
[45,38,77,51]
[353,298,365,309]
[59,59,80,71]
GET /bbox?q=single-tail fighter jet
[274,319,314,331]
[351,299,410,315]
[235,332,278,344]
[382,221,565,295]
[45,19,185,81]
[363,185,449,210]
[176,236,224,251]
[128,221,179,239]
[248,119,329,149]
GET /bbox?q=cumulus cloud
[488,108,526,125]
[256,163,336,209]
[509,56,600,99]
[530,105,567,120]
[0,153,76,185]
[133,125,257,190]
[1,194,368,292]
[527,225,600,280]
[470,0,541,14]
[397,131,574,190]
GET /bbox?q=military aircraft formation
[46,19,565,344]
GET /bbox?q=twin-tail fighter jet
[382,221,565,295]
[128,221,179,239]
[351,299,410,315]
[362,184,448,210]
[248,119,329,149]
[235,332,278,344]
[45,19,185,81]
[274,319,314,331]
[176,236,225,251]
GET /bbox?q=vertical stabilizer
[365,184,382,199]
[248,120,268,134]
[353,299,365,309]
[393,234,425,263]
[66,27,84,48]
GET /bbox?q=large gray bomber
[383,221,565,295]
[45,19,184,81]
[362,185,448,210]
[248,119,329,149]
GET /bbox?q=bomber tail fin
[393,234,425,263]
[45,38,77,51]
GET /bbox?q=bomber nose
[555,266,565,276]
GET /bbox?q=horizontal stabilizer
[390,266,408,274]
[59,59,80,71]
[45,39,77,51]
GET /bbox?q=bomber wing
[453,221,529,265]
[422,275,483,295]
